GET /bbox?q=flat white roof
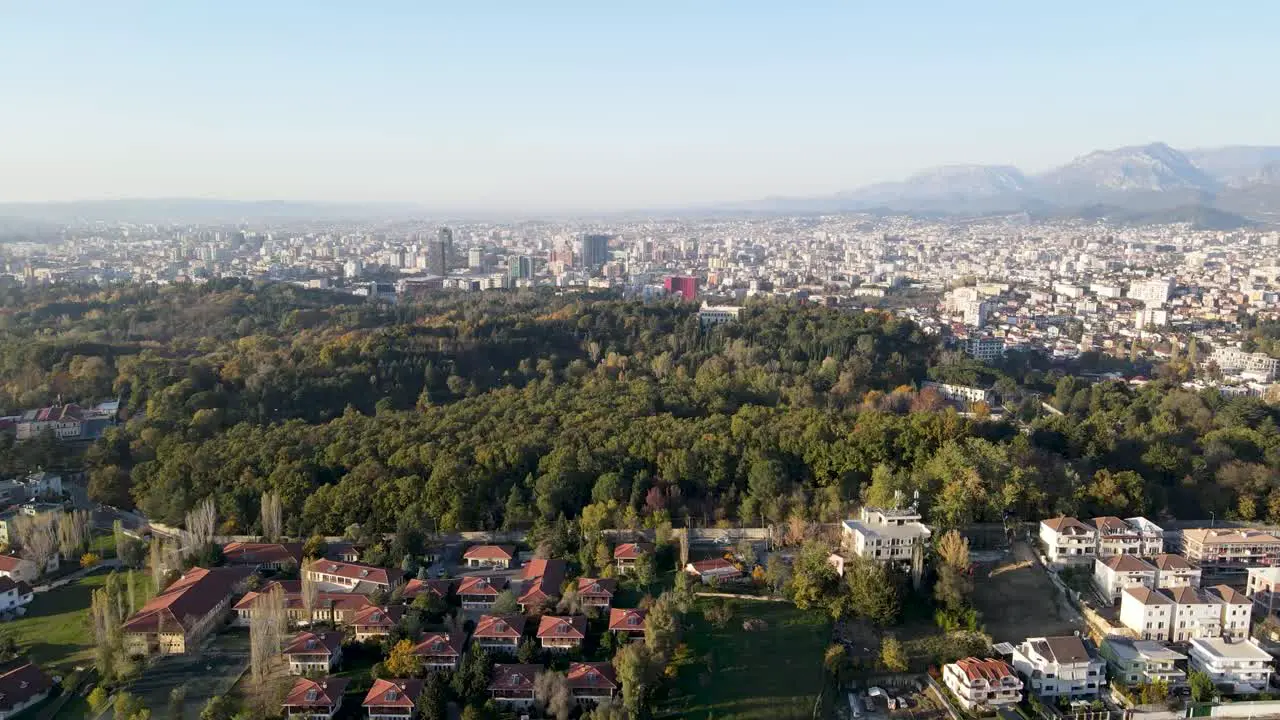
[1191,637,1272,662]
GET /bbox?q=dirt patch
[972,540,1083,642]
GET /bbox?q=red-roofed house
[943,657,1023,711]
[457,576,507,609]
[608,608,647,639]
[351,605,405,641]
[304,560,402,593]
[473,614,526,652]
[283,631,344,675]
[363,678,423,720]
[282,677,348,720]
[537,615,586,651]
[401,578,453,604]
[518,558,567,612]
[223,542,303,571]
[567,662,618,705]
[685,558,742,583]
[0,555,39,584]
[235,582,376,627]
[123,566,252,655]
[614,542,654,573]
[489,664,541,708]
[413,632,464,671]
[0,662,53,719]
[577,577,617,611]
[463,544,516,569]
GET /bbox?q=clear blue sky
[1,1,1276,211]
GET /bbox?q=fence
[1187,700,1280,718]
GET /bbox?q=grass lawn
[658,599,830,720]
[5,570,113,672]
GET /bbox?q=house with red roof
[517,558,567,612]
[942,657,1022,711]
[685,557,742,583]
[0,662,53,719]
[567,662,618,705]
[473,614,526,652]
[608,608,647,639]
[235,581,377,627]
[457,576,507,609]
[463,544,516,569]
[401,578,453,604]
[222,542,303,571]
[576,577,617,611]
[282,677,348,720]
[413,632,464,671]
[0,555,39,584]
[363,678,423,720]
[488,664,541,708]
[123,566,252,655]
[351,605,405,641]
[537,615,587,651]
[283,631,343,675]
[304,560,402,593]
[613,542,654,574]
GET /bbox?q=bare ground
[972,540,1084,642]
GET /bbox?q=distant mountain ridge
[746,142,1280,227]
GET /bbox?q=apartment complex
[1008,636,1106,700]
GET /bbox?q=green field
[5,571,111,672]
[658,599,830,720]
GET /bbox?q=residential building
[473,614,525,652]
[1179,528,1280,575]
[457,577,507,610]
[363,679,423,720]
[351,605,404,641]
[282,677,348,720]
[517,558,567,612]
[1098,637,1187,687]
[613,543,653,573]
[235,582,377,627]
[0,663,53,720]
[1094,555,1157,604]
[960,337,1006,362]
[1166,587,1221,642]
[664,275,697,301]
[1246,567,1280,617]
[697,304,741,327]
[608,608,647,639]
[1039,517,1097,566]
[1151,554,1201,589]
[123,566,252,655]
[1187,638,1273,695]
[400,578,452,605]
[942,657,1023,712]
[222,542,303,571]
[413,632,464,672]
[303,560,401,594]
[1211,348,1280,381]
[537,615,587,651]
[923,382,996,406]
[0,577,32,614]
[684,558,742,583]
[462,545,516,569]
[0,556,38,584]
[283,631,343,675]
[577,577,617,611]
[1128,278,1174,306]
[1091,516,1143,558]
[581,234,610,271]
[1009,636,1106,700]
[1120,587,1175,641]
[489,664,541,708]
[1125,517,1166,555]
[567,662,618,706]
[1204,585,1253,640]
[841,506,932,567]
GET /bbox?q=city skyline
[3,2,1279,210]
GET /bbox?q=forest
[0,279,1275,536]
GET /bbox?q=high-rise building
[1128,278,1174,306]
[664,275,698,301]
[468,247,485,270]
[581,234,610,272]
[508,255,533,280]
[430,228,454,276]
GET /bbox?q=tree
[57,509,91,559]
[844,558,901,626]
[184,497,217,556]
[248,584,287,713]
[300,558,319,625]
[453,647,493,705]
[517,637,540,664]
[614,642,659,718]
[0,632,17,662]
[384,638,424,677]
[824,644,851,685]
[1188,670,1214,703]
[200,695,235,720]
[417,672,449,720]
[789,540,838,611]
[113,692,146,720]
[260,491,283,542]
[534,670,573,720]
[15,512,59,577]
[764,553,791,595]
[167,685,188,720]
[88,686,110,715]
[879,635,909,672]
[490,590,519,615]
[934,530,972,612]
[632,552,656,587]
[644,595,680,659]
[302,534,327,559]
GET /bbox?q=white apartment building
[841,506,932,567]
[1099,637,1187,688]
[942,658,1023,711]
[1120,587,1174,641]
[1246,567,1280,616]
[697,304,741,327]
[1180,528,1280,574]
[1092,516,1144,557]
[1128,278,1174,306]
[1187,638,1273,695]
[923,382,996,406]
[1204,585,1253,641]
[1094,555,1157,604]
[1040,517,1097,566]
[1120,585,1249,642]
[961,337,1005,362]
[1151,554,1201,589]
[1009,636,1106,700]
[1124,517,1166,556]
[1211,348,1280,382]
[1166,587,1222,642]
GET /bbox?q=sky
[1,1,1277,212]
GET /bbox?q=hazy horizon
[3,2,1278,212]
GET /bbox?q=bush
[80,552,101,569]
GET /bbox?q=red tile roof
[122,566,252,634]
[566,662,617,691]
[363,678,423,709]
[235,582,374,614]
[518,559,567,607]
[688,558,740,575]
[489,664,542,693]
[413,632,464,658]
[608,608,648,632]
[1041,517,1094,534]
[0,555,29,573]
[463,544,515,561]
[351,605,404,629]
[309,560,399,586]
[222,542,303,567]
[474,614,526,639]
[613,542,654,560]
[953,657,1016,683]
[457,576,506,597]
[282,631,343,657]
[536,615,586,640]
[402,578,453,600]
[0,663,52,713]
[577,577,617,597]
[283,677,349,709]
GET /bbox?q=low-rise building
[576,577,617,611]
[684,558,742,583]
[613,543,653,574]
[123,566,252,655]
[0,556,40,584]
[0,577,33,614]
[1204,585,1252,641]
[518,558,567,612]
[400,578,453,605]
[537,615,587,651]
[303,560,401,594]
[489,664,541,708]
[463,544,516,569]
[608,608,647,639]
[1040,517,1097,566]
[1246,566,1280,616]
[473,614,525,652]
[1120,587,1175,641]
[413,632,464,672]
[1092,516,1143,558]
[1151,554,1201,589]
[841,506,932,567]
[942,657,1023,712]
[0,662,53,720]
[1125,517,1165,555]
[1187,638,1273,695]
[1179,528,1280,577]
[1009,636,1106,700]
[363,678,423,720]
[567,662,618,706]
[282,631,343,675]
[1094,555,1157,604]
[350,605,404,641]
[282,677,348,720]
[457,576,506,610]
[222,542,303,571]
[1099,637,1186,687]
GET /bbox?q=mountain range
[744,143,1280,229]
